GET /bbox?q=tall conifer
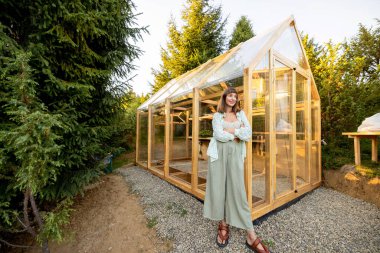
[228,16,255,49]
[152,0,227,93]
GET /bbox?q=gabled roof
[138,15,311,110]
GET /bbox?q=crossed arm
[212,111,252,142]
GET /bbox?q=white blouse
[206,110,252,162]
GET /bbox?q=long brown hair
[217,87,241,113]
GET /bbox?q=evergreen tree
[228,15,255,49]
[0,0,146,250]
[151,0,227,93]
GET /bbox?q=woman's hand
[224,128,235,135]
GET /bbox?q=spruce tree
[151,0,227,93]
[0,0,146,250]
[228,16,255,49]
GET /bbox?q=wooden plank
[354,137,361,165]
[306,78,312,184]
[201,99,218,105]
[147,106,152,168]
[273,50,309,78]
[200,86,244,101]
[268,49,275,205]
[191,88,200,192]
[342,132,380,136]
[372,138,378,162]
[251,182,321,220]
[244,67,253,210]
[136,110,140,164]
[220,82,228,89]
[291,68,296,191]
[186,110,190,158]
[164,99,170,177]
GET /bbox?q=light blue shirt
[206,110,252,162]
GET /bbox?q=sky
[130,0,380,95]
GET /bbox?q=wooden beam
[164,99,170,177]
[268,49,275,204]
[291,68,296,191]
[220,81,228,89]
[244,68,253,210]
[173,106,188,111]
[306,78,312,184]
[136,110,140,164]
[186,110,190,158]
[201,99,218,105]
[251,182,321,220]
[147,106,152,168]
[372,138,378,162]
[191,88,200,192]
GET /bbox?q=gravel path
[119,166,380,253]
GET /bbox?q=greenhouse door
[272,54,310,200]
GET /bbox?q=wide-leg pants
[203,140,253,230]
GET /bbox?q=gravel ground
[119,166,380,253]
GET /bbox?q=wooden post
[148,106,153,169]
[354,137,361,165]
[372,138,378,162]
[291,69,296,191]
[244,68,253,210]
[164,99,170,177]
[307,80,312,184]
[136,110,140,164]
[191,88,200,192]
[268,49,275,204]
[186,110,190,158]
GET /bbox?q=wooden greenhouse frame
[135,16,321,220]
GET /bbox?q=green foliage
[0,0,146,249]
[151,0,227,92]
[37,198,73,244]
[302,21,380,169]
[228,16,255,49]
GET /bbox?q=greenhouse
[135,16,321,220]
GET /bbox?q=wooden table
[342,132,380,165]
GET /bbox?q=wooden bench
[342,132,380,165]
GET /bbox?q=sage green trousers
[203,140,254,230]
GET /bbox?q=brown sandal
[216,223,230,248]
[245,237,270,253]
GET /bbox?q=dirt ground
[14,171,171,253]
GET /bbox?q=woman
[203,87,269,253]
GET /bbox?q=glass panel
[138,111,148,167]
[295,73,308,186]
[273,25,308,69]
[311,81,320,184]
[168,98,193,185]
[197,95,217,191]
[201,76,244,96]
[274,60,293,196]
[150,104,166,172]
[252,53,270,207]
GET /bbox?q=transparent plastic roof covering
[273,25,308,69]
[200,22,282,89]
[138,68,198,110]
[168,52,231,100]
[138,16,300,110]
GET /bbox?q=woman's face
[225,92,238,107]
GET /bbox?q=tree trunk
[29,191,50,253]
